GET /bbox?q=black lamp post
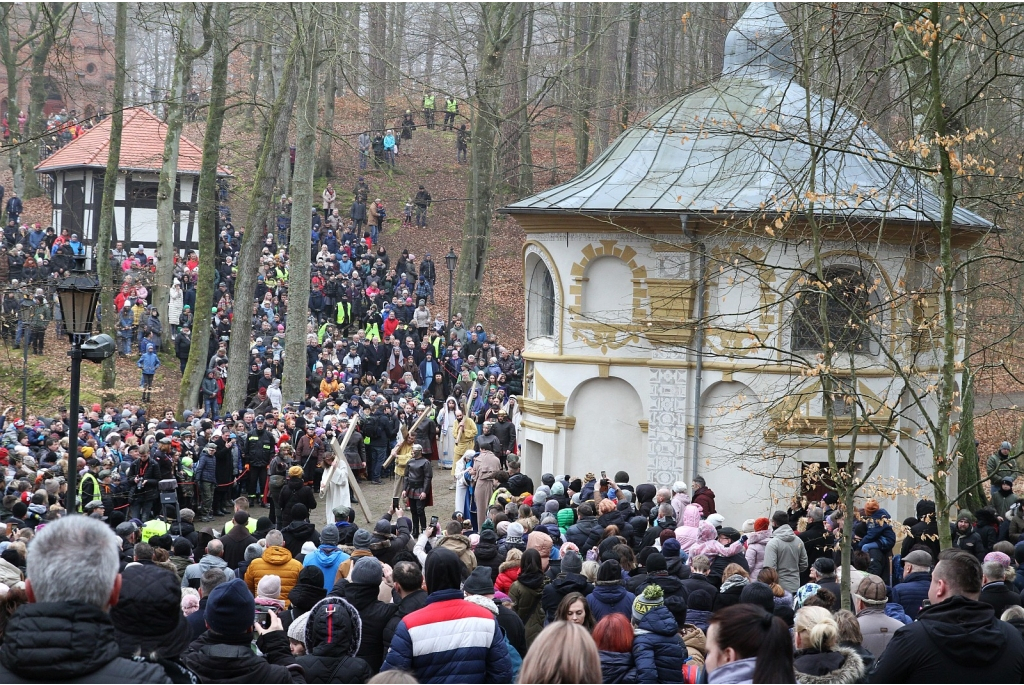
[56,257,101,514]
[445,248,458,327]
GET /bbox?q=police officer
[244,414,275,507]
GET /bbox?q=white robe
[438,404,458,468]
[322,460,351,524]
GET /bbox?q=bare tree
[95,1,127,391]
[282,3,322,404]
[154,3,212,355]
[178,2,231,414]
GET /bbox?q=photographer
[183,579,305,683]
[126,449,161,522]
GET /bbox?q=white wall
[568,377,646,481]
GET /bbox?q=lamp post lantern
[445,248,458,328]
[56,256,101,514]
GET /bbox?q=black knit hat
[739,581,776,614]
[462,565,494,596]
[646,553,667,574]
[111,564,192,658]
[597,559,623,583]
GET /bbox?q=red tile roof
[34,107,230,176]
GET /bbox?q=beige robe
[473,449,502,525]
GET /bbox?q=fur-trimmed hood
[794,646,864,685]
[463,593,499,616]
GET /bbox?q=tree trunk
[178,3,231,414]
[244,20,269,128]
[155,6,212,355]
[929,1,954,549]
[224,37,300,414]
[368,3,386,132]
[22,3,64,200]
[594,3,618,154]
[0,4,24,197]
[499,16,524,196]
[346,3,361,95]
[96,2,127,391]
[452,3,523,324]
[424,3,440,86]
[282,3,321,404]
[621,2,640,129]
[316,60,337,179]
[518,5,535,194]
[956,251,985,512]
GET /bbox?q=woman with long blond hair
[518,621,602,684]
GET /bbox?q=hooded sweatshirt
[674,504,704,552]
[304,545,350,590]
[763,524,808,593]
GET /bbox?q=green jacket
[423,95,435,109]
[987,451,1016,484]
[29,301,51,328]
[446,97,457,113]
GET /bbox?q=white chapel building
[504,3,992,523]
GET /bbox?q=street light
[56,256,103,514]
[445,248,458,327]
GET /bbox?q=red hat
[91,403,102,413]
[754,517,770,532]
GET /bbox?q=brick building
[1,6,114,122]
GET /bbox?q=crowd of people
[5,103,1024,683]
[4,443,1024,684]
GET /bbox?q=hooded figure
[294,597,373,683]
[267,378,283,411]
[674,504,704,553]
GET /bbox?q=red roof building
[35,106,229,175]
[34,107,229,254]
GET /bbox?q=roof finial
[722,2,794,81]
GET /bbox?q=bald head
[206,539,224,557]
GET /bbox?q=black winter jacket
[328,580,398,672]
[222,524,258,570]
[980,581,1022,618]
[278,477,317,527]
[383,589,428,653]
[600,650,639,684]
[282,521,321,558]
[0,602,172,683]
[631,572,689,603]
[867,595,1024,683]
[566,516,603,553]
[473,538,504,583]
[541,573,592,623]
[182,629,304,683]
[294,599,372,684]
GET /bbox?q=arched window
[527,257,555,339]
[791,266,876,354]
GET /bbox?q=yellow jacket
[244,545,302,607]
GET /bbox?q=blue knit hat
[205,578,255,635]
